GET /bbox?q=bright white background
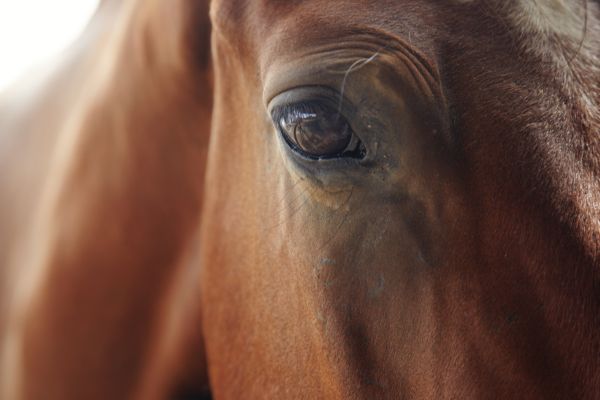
[0,0,99,91]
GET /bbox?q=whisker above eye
[338,45,389,115]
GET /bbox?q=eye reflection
[274,102,364,159]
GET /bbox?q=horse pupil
[280,107,352,157]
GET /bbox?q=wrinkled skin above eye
[277,103,353,158]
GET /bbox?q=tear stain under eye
[281,164,355,210]
[307,180,355,211]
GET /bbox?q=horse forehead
[209,0,596,105]
[209,0,438,45]
[210,0,586,45]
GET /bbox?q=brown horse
[1,0,599,399]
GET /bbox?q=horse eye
[275,102,364,159]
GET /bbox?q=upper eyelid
[262,26,441,105]
[267,86,355,123]
[267,86,343,111]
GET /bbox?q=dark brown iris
[278,104,353,158]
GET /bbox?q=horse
[1,0,599,398]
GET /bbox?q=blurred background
[0,0,99,91]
